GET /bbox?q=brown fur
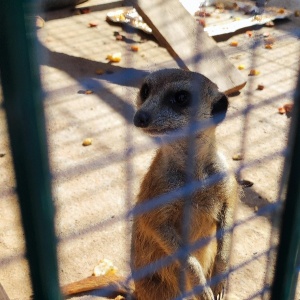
[131,69,239,300]
[60,69,239,300]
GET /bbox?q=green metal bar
[0,1,62,299]
[270,74,300,300]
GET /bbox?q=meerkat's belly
[185,211,218,277]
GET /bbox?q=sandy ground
[0,1,300,299]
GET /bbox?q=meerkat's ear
[211,93,228,124]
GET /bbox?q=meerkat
[131,68,238,300]
[61,69,239,300]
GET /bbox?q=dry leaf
[199,19,206,27]
[131,45,139,52]
[230,41,238,47]
[89,21,98,27]
[232,153,243,161]
[80,8,91,14]
[246,31,253,37]
[265,21,275,27]
[95,69,105,75]
[106,53,122,62]
[249,69,260,76]
[195,10,211,17]
[283,103,293,113]
[82,138,92,146]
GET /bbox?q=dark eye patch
[140,83,150,101]
[171,90,191,108]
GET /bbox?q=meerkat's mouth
[142,127,179,137]
[143,129,165,136]
[142,128,170,136]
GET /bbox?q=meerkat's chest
[166,195,218,242]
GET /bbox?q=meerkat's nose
[134,110,151,128]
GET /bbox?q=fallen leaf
[278,103,293,116]
[283,103,293,113]
[195,10,211,17]
[80,8,91,14]
[106,53,122,62]
[198,19,206,27]
[249,69,260,76]
[265,21,275,27]
[95,69,105,75]
[88,21,98,27]
[82,138,92,146]
[131,45,139,52]
[232,153,243,161]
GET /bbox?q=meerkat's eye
[173,91,190,107]
[140,83,150,101]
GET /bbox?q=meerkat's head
[133,69,228,136]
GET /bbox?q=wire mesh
[0,0,300,299]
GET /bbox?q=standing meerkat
[61,69,239,300]
[131,68,239,300]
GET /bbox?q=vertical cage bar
[0,1,62,299]
[270,74,300,300]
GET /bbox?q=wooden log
[61,273,133,298]
[131,0,247,94]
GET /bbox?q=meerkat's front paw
[212,282,225,300]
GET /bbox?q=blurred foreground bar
[0,1,62,299]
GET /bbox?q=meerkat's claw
[216,286,225,300]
